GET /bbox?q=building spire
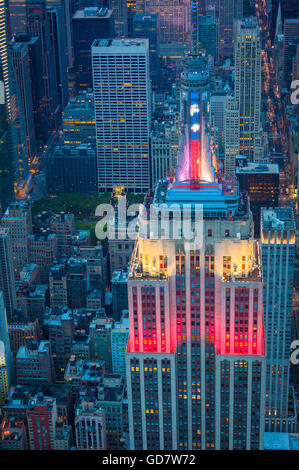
[275,1,283,38]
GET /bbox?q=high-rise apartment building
[224,94,240,178]
[1,201,32,277]
[27,392,57,450]
[16,340,55,385]
[0,228,17,320]
[28,232,57,282]
[75,397,106,450]
[46,310,74,381]
[126,21,266,447]
[92,38,151,192]
[234,18,263,162]
[261,208,296,432]
[50,212,75,256]
[98,373,125,448]
[66,257,89,309]
[8,319,39,366]
[112,269,129,320]
[0,0,28,185]
[112,314,129,379]
[90,317,112,371]
[73,7,115,90]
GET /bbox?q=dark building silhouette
[45,143,97,194]
[72,6,115,90]
[236,162,279,236]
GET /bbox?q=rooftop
[236,163,279,175]
[92,38,148,51]
[73,7,112,19]
[152,179,248,220]
[262,207,295,231]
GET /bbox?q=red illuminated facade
[26,393,57,450]
[126,181,266,450]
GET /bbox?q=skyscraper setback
[126,26,266,447]
[234,18,263,162]
[126,179,266,450]
[261,208,296,432]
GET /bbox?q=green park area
[31,192,111,218]
[31,192,145,246]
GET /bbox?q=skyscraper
[0,86,14,208]
[72,6,115,91]
[27,393,57,450]
[216,0,243,60]
[0,228,17,320]
[22,0,60,134]
[0,0,28,185]
[0,291,14,404]
[109,0,128,37]
[136,0,190,46]
[126,15,266,447]
[11,39,37,161]
[261,208,296,432]
[1,201,32,277]
[62,91,96,145]
[75,396,106,450]
[126,177,266,450]
[224,94,240,177]
[47,3,69,109]
[283,19,299,85]
[132,13,159,83]
[234,18,263,162]
[13,34,45,144]
[92,38,151,192]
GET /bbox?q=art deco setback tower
[126,180,266,450]
[234,18,263,162]
[92,38,151,193]
[261,208,296,432]
[126,3,265,450]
